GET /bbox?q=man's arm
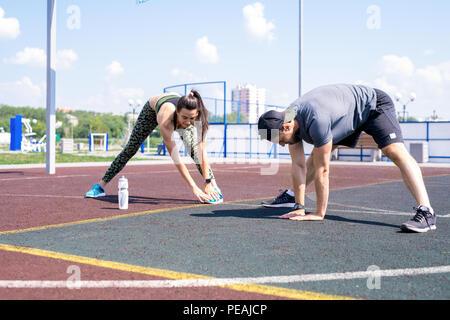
[289,142,306,206]
[290,140,333,221]
[278,142,306,219]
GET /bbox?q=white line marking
[0,174,95,182]
[326,200,398,213]
[0,194,83,199]
[0,168,210,182]
[0,265,448,289]
[326,205,449,217]
[328,208,412,216]
[0,171,175,182]
[225,203,449,218]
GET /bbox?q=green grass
[0,152,153,165]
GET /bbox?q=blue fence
[166,121,450,163]
[161,82,450,163]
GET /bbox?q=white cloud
[82,85,145,113]
[0,77,43,107]
[243,2,275,42]
[377,55,415,77]
[416,66,442,87]
[171,68,202,83]
[106,61,124,76]
[117,87,145,101]
[171,67,192,79]
[371,55,450,118]
[441,61,450,82]
[373,76,399,95]
[0,7,20,40]
[56,49,78,69]
[171,68,181,77]
[4,47,46,67]
[195,36,219,64]
[3,47,78,69]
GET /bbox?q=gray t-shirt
[290,84,377,148]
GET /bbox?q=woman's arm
[198,139,221,200]
[158,107,210,203]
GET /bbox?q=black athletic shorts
[335,89,404,149]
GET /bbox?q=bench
[331,133,382,161]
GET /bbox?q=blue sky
[0,0,449,119]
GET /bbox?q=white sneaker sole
[401,224,436,233]
[262,203,296,208]
[85,193,106,198]
[204,198,223,204]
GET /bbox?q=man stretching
[258,84,436,233]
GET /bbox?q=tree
[0,105,128,139]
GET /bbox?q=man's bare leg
[381,143,431,208]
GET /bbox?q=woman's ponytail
[177,90,209,141]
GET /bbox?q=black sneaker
[262,190,296,208]
[401,206,436,233]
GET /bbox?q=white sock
[420,205,434,214]
[286,189,294,197]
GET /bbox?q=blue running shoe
[204,187,223,204]
[85,184,105,198]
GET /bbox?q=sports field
[0,160,448,300]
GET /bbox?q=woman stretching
[85,90,222,204]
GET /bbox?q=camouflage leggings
[102,101,215,183]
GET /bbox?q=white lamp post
[128,99,142,124]
[395,92,416,121]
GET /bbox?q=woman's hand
[204,182,220,201]
[192,185,212,203]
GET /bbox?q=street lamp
[128,99,143,124]
[395,92,416,122]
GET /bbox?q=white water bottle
[118,176,128,210]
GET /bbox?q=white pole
[46,0,56,174]
[299,0,303,97]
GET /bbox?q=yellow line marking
[0,196,274,235]
[0,203,206,235]
[0,243,353,300]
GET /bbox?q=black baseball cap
[258,108,296,141]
